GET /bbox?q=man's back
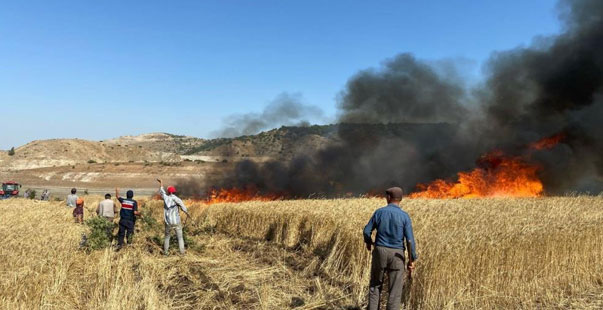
[118,198,138,221]
[364,188,417,310]
[98,199,116,218]
[66,194,78,207]
[363,203,417,260]
[160,187,187,225]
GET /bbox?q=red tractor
[0,181,21,199]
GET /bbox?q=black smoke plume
[203,54,477,197]
[476,0,603,192]
[338,54,469,124]
[188,0,602,197]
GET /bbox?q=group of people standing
[22,188,50,200]
[65,179,190,255]
[65,182,417,308]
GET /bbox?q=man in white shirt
[157,179,190,255]
[97,193,117,239]
[97,193,117,222]
[66,188,78,208]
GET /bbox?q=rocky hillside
[186,125,337,159]
[103,126,338,160]
[104,133,205,154]
[0,123,456,171]
[183,123,455,159]
[0,139,180,170]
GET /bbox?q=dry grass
[1,196,602,309]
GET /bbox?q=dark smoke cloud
[173,178,204,199]
[205,122,469,198]
[338,53,469,124]
[213,93,325,138]
[202,55,480,197]
[477,0,603,192]
[190,0,602,197]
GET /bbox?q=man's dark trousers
[117,219,135,246]
[368,246,406,310]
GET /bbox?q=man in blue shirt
[363,187,417,310]
[115,188,139,250]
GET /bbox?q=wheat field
[1,196,602,309]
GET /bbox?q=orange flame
[529,133,565,150]
[409,152,543,199]
[205,187,283,204]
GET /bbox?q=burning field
[409,133,566,199]
[180,132,571,202]
[2,196,602,309]
[182,0,603,200]
[2,0,602,308]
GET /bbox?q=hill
[1,123,459,170]
[1,138,180,171]
[0,123,457,185]
[180,123,455,160]
[102,126,338,160]
[184,125,338,159]
[104,132,206,154]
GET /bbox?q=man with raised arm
[157,178,190,255]
[363,187,418,310]
[115,188,139,250]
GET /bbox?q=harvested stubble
[1,196,602,309]
[1,197,355,310]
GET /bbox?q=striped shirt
[117,197,138,221]
[160,187,188,226]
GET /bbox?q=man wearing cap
[363,187,418,310]
[157,178,190,255]
[115,188,139,250]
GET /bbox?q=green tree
[7,147,15,156]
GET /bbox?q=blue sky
[0,0,560,149]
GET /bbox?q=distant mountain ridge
[0,123,454,170]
